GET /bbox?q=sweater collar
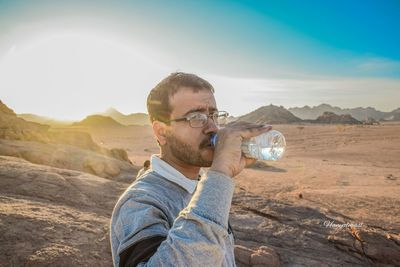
[150,155,199,194]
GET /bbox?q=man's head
[147,72,215,123]
[147,72,220,168]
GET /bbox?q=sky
[0,0,399,120]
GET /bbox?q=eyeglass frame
[165,110,229,128]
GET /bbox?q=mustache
[199,136,212,148]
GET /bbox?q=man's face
[164,87,218,167]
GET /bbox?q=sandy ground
[237,123,400,227]
[89,123,400,211]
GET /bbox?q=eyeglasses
[167,111,229,128]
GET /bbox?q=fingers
[240,125,272,139]
[221,121,272,141]
[212,122,270,177]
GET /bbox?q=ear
[152,121,167,146]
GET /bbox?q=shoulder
[114,172,168,217]
[112,171,189,225]
[110,173,169,250]
[130,171,190,202]
[110,171,186,254]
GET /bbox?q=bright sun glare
[0,32,166,120]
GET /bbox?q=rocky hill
[384,108,400,121]
[392,113,400,121]
[0,100,50,142]
[237,104,302,124]
[314,111,361,124]
[100,107,150,126]
[0,100,15,115]
[18,113,73,127]
[72,115,124,128]
[0,100,136,180]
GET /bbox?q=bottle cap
[210,133,218,146]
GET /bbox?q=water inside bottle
[245,130,286,160]
[260,146,285,161]
[259,130,285,160]
[211,129,286,161]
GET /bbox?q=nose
[203,116,218,134]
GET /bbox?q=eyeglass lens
[189,112,227,127]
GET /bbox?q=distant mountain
[237,104,302,124]
[1,100,105,150]
[393,114,400,121]
[314,112,361,124]
[289,104,390,121]
[226,115,237,123]
[72,115,124,128]
[99,108,150,125]
[391,108,400,113]
[18,113,73,127]
[383,108,400,121]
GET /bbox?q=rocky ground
[0,156,128,267]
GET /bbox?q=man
[136,160,150,179]
[110,72,271,266]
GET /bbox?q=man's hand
[209,122,272,177]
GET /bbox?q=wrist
[209,165,233,178]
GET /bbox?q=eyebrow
[183,107,218,116]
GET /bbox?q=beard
[165,132,213,167]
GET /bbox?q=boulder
[0,156,127,267]
[0,139,137,182]
[314,112,361,124]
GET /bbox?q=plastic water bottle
[210,130,286,161]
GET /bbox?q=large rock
[0,139,137,182]
[49,130,132,164]
[48,130,102,152]
[0,156,128,267]
[230,189,400,266]
[328,228,400,265]
[362,117,380,125]
[314,112,361,124]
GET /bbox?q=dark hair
[143,160,150,168]
[147,72,215,123]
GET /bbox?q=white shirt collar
[150,155,199,194]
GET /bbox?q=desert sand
[1,119,400,266]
